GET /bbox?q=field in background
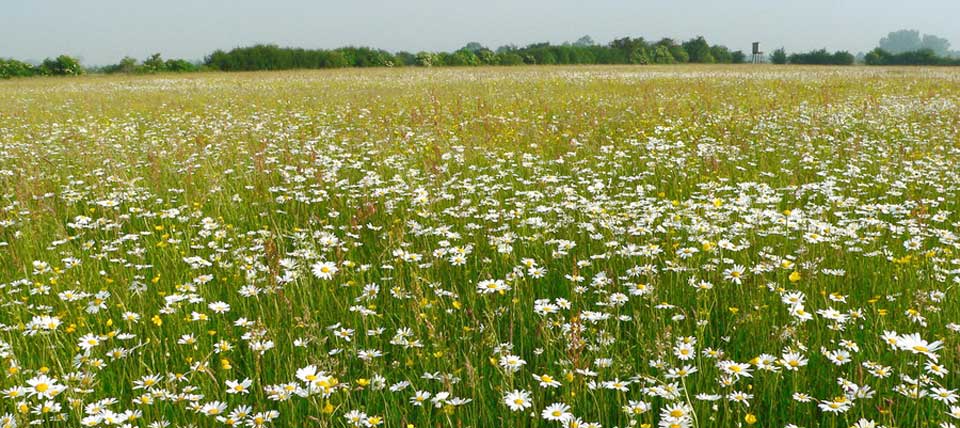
[1,65,960,428]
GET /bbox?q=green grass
[0,65,959,428]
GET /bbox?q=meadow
[1,65,959,428]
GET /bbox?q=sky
[2,0,959,65]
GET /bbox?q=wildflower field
[2,65,960,428]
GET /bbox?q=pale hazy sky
[2,0,959,65]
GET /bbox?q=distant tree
[770,48,787,64]
[0,58,37,78]
[100,56,138,74]
[710,45,733,63]
[896,49,945,65]
[573,35,596,47]
[610,37,652,64]
[204,50,230,70]
[629,48,650,64]
[831,51,855,65]
[864,48,887,65]
[569,46,596,64]
[651,45,675,64]
[671,47,690,63]
[920,34,951,57]
[119,57,138,73]
[415,51,437,67]
[475,48,497,65]
[530,48,558,65]
[394,51,417,66]
[142,53,166,73]
[445,49,480,66]
[39,55,83,76]
[787,49,854,65]
[682,37,714,63]
[462,42,485,53]
[653,38,688,63]
[496,52,524,65]
[324,51,350,68]
[164,59,198,72]
[879,30,922,54]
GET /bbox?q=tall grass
[0,65,959,428]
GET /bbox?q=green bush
[0,58,38,78]
[38,55,84,76]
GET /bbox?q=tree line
[2,35,750,78]
[861,30,960,65]
[768,29,959,66]
[767,48,855,65]
[202,36,748,70]
[3,30,959,79]
[0,55,84,78]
